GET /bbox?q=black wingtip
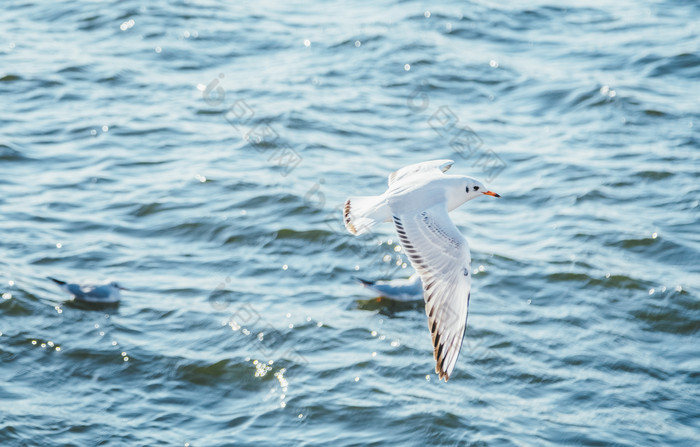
[47,277,66,285]
[352,277,374,287]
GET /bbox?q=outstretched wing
[388,159,454,187]
[392,203,471,381]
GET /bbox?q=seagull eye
[465,186,469,193]
[474,186,480,191]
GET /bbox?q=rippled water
[1,0,699,445]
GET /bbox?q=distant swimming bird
[344,159,500,381]
[355,272,423,301]
[48,277,128,303]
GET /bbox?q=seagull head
[446,177,500,211]
[109,282,129,291]
[463,177,500,202]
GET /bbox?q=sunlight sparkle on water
[119,19,135,31]
[275,368,288,391]
[600,85,617,97]
[254,359,272,377]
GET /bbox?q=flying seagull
[343,159,500,381]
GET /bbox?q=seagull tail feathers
[343,195,390,236]
[352,277,375,287]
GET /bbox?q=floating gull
[355,272,423,301]
[48,277,128,304]
[344,159,500,381]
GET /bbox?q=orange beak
[482,190,501,198]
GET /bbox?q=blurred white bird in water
[355,272,423,301]
[48,277,128,304]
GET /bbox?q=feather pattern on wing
[392,204,471,381]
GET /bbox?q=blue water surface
[1,0,699,445]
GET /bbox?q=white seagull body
[343,159,500,381]
[355,272,423,301]
[48,277,127,303]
